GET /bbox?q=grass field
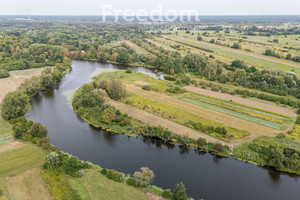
[163,35,300,74]
[68,169,149,200]
[0,68,44,103]
[0,117,12,136]
[6,168,52,200]
[0,144,45,178]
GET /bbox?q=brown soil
[0,141,24,154]
[184,86,295,116]
[6,168,52,200]
[0,68,44,103]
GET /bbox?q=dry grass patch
[6,168,52,200]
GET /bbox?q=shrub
[101,168,107,175]
[44,152,60,169]
[126,177,139,188]
[162,189,174,199]
[30,122,48,138]
[142,85,152,91]
[126,68,132,73]
[173,182,188,200]
[106,169,123,182]
[0,69,9,78]
[62,156,83,177]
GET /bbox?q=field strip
[0,141,24,154]
[109,100,227,145]
[189,93,289,120]
[163,35,300,69]
[124,84,277,136]
[184,86,295,116]
[0,68,44,103]
[124,40,151,55]
[6,168,52,200]
[180,97,282,130]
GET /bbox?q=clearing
[0,68,44,103]
[6,168,52,200]
[68,169,150,200]
[124,40,151,55]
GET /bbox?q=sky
[0,0,300,16]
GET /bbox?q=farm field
[163,35,300,74]
[0,144,45,178]
[0,68,44,102]
[68,169,150,200]
[184,85,295,116]
[110,99,227,144]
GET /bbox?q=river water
[28,60,300,200]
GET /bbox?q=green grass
[0,144,45,177]
[180,97,282,130]
[0,117,12,136]
[123,94,249,140]
[94,70,173,93]
[68,169,149,200]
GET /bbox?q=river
[28,60,300,200]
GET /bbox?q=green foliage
[233,137,300,174]
[106,169,124,182]
[62,156,84,177]
[0,69,9,78]
[106,78,127,100]
[44,152,61,169]
[231,42,242,49]
[133,167,155,187]
[1,90,30,120]
[101,107,117,124]
[126,178,140,188]
[142,85,152,91]
[42,169,80,200]
[173,182,188,200]
[126,68,133,73]
[30,122,48,138]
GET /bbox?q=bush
[0,69,9,78]
[126,68,132,73]
[62,156,83,177]
[173,182,188,200]
[142,85,152,91]
[44,152,60,169]
[133,167,155,187]
[106,169,123,182]
[162,189,174,199]
[101,168,107,175]
[126,177,139,188]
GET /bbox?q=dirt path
[0,141,24,153]
[6,168,52,200]
[184,86,295,116]
[0,68,44,103]
[163,35,300,68]
[124,84,277,136]
[109,100,227,145]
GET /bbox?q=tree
[116,52,129,64]
[30,122,48,138]
[1,90,30,120]
[107,78,126,100]
[173,182,188,200]
[44,152,60,169]
[133,167,155,187]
